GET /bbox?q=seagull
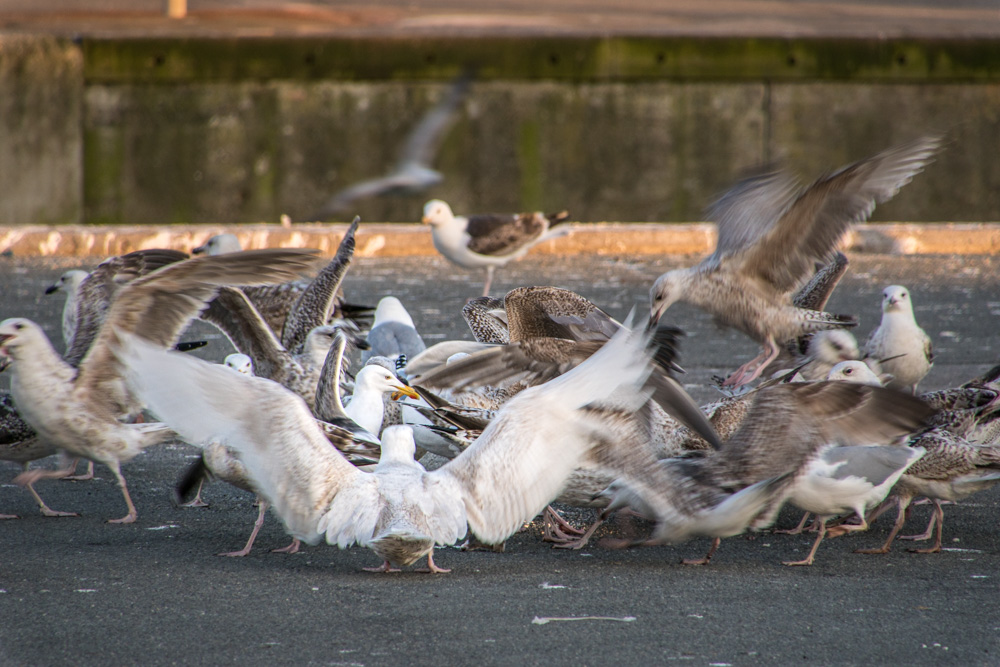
[118,320,664,573]
[650,136,941,387]
[193,219,372,337]
[422,200,572,296]
[0,389,77,519]
[864,285,934,393]
[597,381,934,565]
[44,269,88,352]
[362,296,427,367]
[827,360,885,386]
[0,248,322,523]
[343,365,420,437]
[311,72,472,220]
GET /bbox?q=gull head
[224,353,254,376]
[44,269,87,296]
[827,360,883,387]
[811,330,860,364]
[379,425,418,463]
[649,270,686,324]
[356,365,418,401]
[192,233,242,256]
[0,318,41,360]
[880,285,914,315]
[421,199,454,226]
[303,324,343,362]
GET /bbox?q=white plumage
[119,324,658,572]
[864,285,934,393]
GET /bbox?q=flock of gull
[4,132,1000,574]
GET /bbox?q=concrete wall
[3,35,1000,225]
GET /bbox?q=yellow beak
[390,385,420,401]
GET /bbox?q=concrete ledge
[1,222,998,258]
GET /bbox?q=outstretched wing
[118,336,367,544]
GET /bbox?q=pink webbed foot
[415,550,451,574]
[271,539,301,554]
[363,561,402,573]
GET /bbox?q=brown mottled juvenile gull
[44,269,89,352]
[650,136,941,387]
[0,248,322,523]
[119,321,662,573]
[311,73,472,220]
[193,221,372,337]
[422,200,571,296]
[597,381,933,565]
[864,285,934,393]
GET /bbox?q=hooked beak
[191,243,207,255]
[390,384,420,401]
[44,284,59,295]
[0,333,14,345]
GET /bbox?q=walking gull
[0,248,322,523]
[422,200,571,296]
[650,136,941,387]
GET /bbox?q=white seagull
[650,136,941,387]
[422,200,571,296]
[864,285,934,393]
[119,323,661,573]
[362,296,427,367]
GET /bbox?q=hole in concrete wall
[896,53,907,66]
[655,52,666,65]
[549,53,560,66]
[786,54,797,67]
[152,54,166,67]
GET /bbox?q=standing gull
[422,200,571,296]
[864,285,934,393]
[650,136,941,387]
[311,73,472,220]
[0,249,321,523]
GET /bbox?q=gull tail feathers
[801,310,859,331]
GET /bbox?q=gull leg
[682,537,721,566]
[218,498,267,557]
[551,515,607,550]
[482,266,495,297]
[63,458,95,481]
[722,338,780,388]
[105,462,138,524]
[856,495,911,555]
[825,515,869,539]
[18,461,79,517]
[774,512,813,535]
[0,512,17,519]
[908,500,944,554]
[178,478,209,508]
[415,548,451,574]
[542,506,586,543]
[363,561,401,573]
[898,506,937,542]
[271,538,301,555]
[784,517,830,566]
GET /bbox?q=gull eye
[844,367,853,374]
[13,323,23,331]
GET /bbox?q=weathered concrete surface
[3,222,1000,258]
[0,36,82,226]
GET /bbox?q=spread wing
[118,336,368,544]
[704,136,941,294]
[64,249,188,367]
[281,217,359,353]
[75,249,320,418]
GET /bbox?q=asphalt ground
[2,250,1000,666]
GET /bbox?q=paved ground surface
[2,251,1000,665]
[2,0,998,38]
